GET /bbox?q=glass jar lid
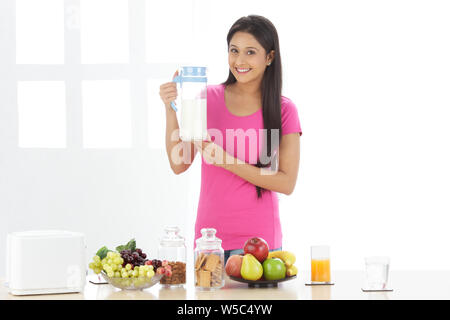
[195,228,222,250]
[160,225,185,247]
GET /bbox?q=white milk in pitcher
[179,99,207,141]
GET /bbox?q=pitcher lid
[181,66,207,77]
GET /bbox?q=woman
[159,15,302,264]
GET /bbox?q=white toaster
[6,230,86,295]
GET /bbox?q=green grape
[107,271,114,278]
[147,270,154,278]
[132,270,139,278]
[114,271,120,278]
[94,267,101,274]
[107,251,114,259]
[93,255,101,263]
[121,271,129,278]
[125,264,132,271]
[111,264,117,271]
[89,262,95,269]
[113,257,121,265]
[119,257,124,264]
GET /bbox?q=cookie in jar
[194,228,224,289]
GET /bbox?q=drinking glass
[364,256,390,290]
[311,245,331,284]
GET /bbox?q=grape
[113,257,121,265]
[93,256,101,263]
[114,271,120,278]
[125,264,132,271]
[132,252,139,260]
[135,248,142,255]
[89,262,95,269]
[152,259,162,269]
[107,271,114,278]
[141,253,147,259]
[132,270,139,278]
[94,267,101,274]
[107,252,114,259]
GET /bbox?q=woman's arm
[165,106,197,175]
[196,132,300,195]
[160,71,197,175]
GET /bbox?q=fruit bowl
[228,275,297,288]
[101,272,164,290]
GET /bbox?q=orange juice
[311,259,331,282]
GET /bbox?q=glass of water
[364,256,390,290]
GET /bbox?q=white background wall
[1,0,450,278]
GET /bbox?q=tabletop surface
[2,271,450,300]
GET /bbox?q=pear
[241,254,263,281]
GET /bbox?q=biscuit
[195,253,206,271]
[204,254,220,272]
[198,270,211,287]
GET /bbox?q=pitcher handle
[170,75,183,112]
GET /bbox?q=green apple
[263,258,286,280]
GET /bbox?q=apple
[225,255,243,278]
[243,237,269,263]
[263,258,286,280]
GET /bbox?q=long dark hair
[223,15,282,198]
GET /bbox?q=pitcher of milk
[170,66,207,141]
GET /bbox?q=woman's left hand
[194,137,239,168]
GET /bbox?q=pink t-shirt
[195,84,302,250]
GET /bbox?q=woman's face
[228,31,274,86]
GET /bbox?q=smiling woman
[160,15,302,254]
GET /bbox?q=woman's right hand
[159,70,178,110]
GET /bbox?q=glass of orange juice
[311,245,331,284]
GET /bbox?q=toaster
[6,230,86,295]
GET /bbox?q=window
[17,81,66,148]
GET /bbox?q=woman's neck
[230,80,261,97]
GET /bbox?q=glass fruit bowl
[101,272,164,290]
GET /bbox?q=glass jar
[194,228,224,289]
[158,226,186,287]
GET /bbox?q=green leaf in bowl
[116,238,136,252]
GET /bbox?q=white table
[2,271,450,300]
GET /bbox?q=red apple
[225,255,243,278]
[243,237,269,263]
